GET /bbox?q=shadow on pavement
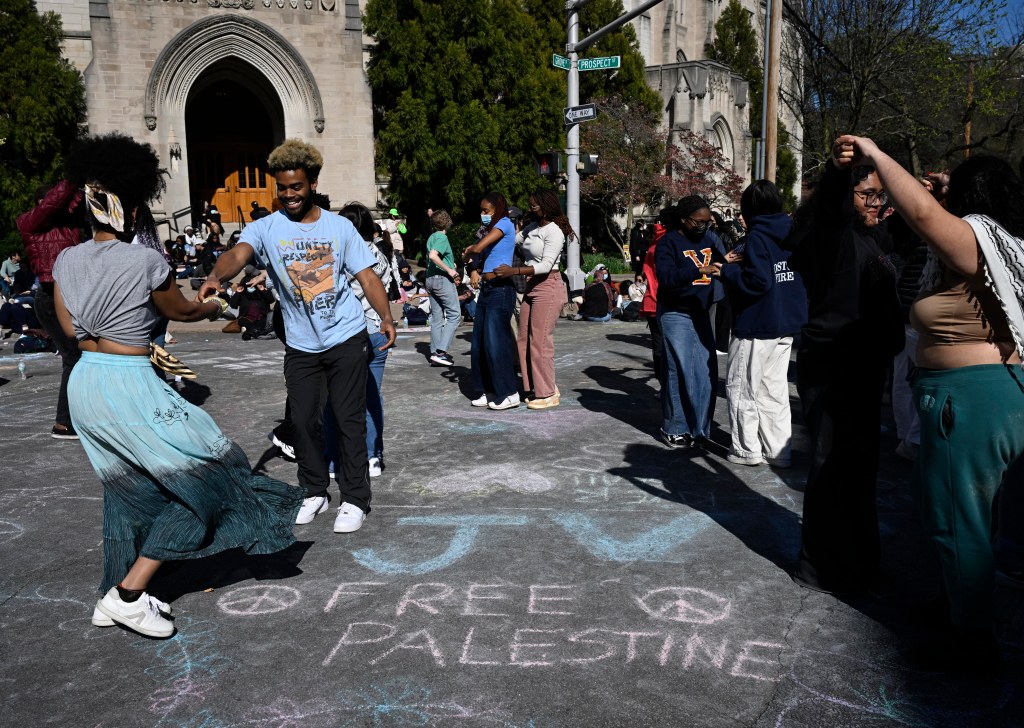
[151,540,314,603]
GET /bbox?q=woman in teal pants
[837,135,1024,670]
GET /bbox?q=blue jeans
[471,281,517,399]
[582,312,612,322]
[325,330,389,472]
[660,310,717,438]
[426,275,461,354]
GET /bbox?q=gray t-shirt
[53,239,170,347]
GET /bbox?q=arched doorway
[185,59,284,225]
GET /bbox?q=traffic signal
[577,153,599,175]
[535,152,564,177]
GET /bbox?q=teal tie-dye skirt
[69,351,304,592]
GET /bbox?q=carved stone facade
[39,0,373,226]
[629,0,803,195]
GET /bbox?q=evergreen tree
[706,0,797,208]
[0,0,86,256]
[363,0,658,235]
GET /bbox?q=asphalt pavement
[1,316,1022,727]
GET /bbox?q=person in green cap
[384,208,405,253]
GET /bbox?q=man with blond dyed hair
[200,139,396,534]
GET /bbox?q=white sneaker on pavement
[92,595,172,627]
[95,588,175,638]
[268,431,296,460]
[333,502,366,533]
[295,495,329,524]
[368,457,383,477]
[488,393,521,410]
[471,393,492,407]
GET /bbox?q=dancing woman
[52,133,303,639]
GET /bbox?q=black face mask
[686,222,709,237]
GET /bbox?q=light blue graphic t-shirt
[240,209,376,353]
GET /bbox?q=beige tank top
[910,276,1013,348]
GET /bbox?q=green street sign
[552,54,570,71]
[578,55,621,72]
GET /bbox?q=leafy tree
[580,95,674,257]
[363,0,658,248]
[707,0,797,207]
[580,98,743,257]
[0,0,86,257]
[670,130,745,211]
[706,0,762,132]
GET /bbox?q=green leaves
[0,1,86,255]
[364,0,656,221]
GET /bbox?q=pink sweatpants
[517,272,565,398]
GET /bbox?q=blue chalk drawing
[551,512,712,561]
[353,515,529,575]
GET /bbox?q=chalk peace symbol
[217,585,301,616]
[0,520,25,545]
[636,587,731,624]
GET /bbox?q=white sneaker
[92,594,172,627]
[471,393,492,407]
[295,495,329,524]
[488,393,521,410]
[95,588,174,638]
[368,457,383,477]
[268,431,296,460]
[333,502,366,533]
[727,453,766,466]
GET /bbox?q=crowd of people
[7,130,1023,677]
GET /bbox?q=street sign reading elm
[564,103,598,126]
[578,56,621,71]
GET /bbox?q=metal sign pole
[565,2,584,292]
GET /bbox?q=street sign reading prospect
[552,54,571,70]
[578,55,621,72]
[564,103,598,126]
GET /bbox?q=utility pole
[564,0,664,292]
[763,0,783,181]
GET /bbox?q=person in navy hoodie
[655,196,726,448]
[703,180,807,467]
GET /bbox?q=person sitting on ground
[576,264,615,322]
[402,272,431,326]
[183,226,201,263]
[229,279,276,339]
[1,252,24,298]
[458,277,478,321]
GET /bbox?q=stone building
[629,0,802,193]
[38,0,375,229]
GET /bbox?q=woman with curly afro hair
[52,133,304,639]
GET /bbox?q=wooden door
[235,149,274,222]
[189,145,273,224]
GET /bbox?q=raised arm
[836,135,979,278]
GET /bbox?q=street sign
[564,103,598,126]
[552,54,570,70]
[578,55,621,72]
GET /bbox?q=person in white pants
[702,180,808,467]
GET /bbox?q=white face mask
[246,287,255,293]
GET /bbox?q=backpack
[14,333,56,353]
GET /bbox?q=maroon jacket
[16,179,84,284]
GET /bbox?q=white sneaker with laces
[92,594,172,627]
[488,393,521,410]
[295,495,329,524]
[368,457,383,477]
[268,431,296,460]
[334,502,366,533]
[95,588,174,638]
[471,393,492,407]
